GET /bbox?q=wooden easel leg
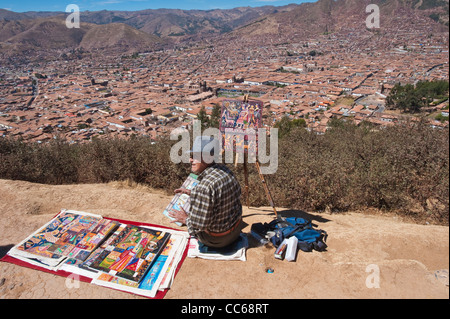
[255,161,278,218]
[244,154,249,209]
[237,153,250,208]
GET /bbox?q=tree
[196,104,221,129]
[386,80,449,113]
[386,83,424,113]
[416,80,449,100]
[274,117,306,138]
[208,104,221,128]
[197,106,209,129]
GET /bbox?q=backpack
[253,217,328,252]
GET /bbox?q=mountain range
[0,0,448,58]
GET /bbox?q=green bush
[386,80,449,113]
[235,122,449,224]
[0,136,187,192]
[0,121,448,224]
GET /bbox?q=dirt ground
[0,179,448,299]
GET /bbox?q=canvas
[3,212,190,299]
[64,218,120,265]
[88,224,171,283]
[162,173,198,226]
[139,230,186,291]
[219,99,263,154]
[8,210,117,269]
[78,224,127,274]
[91,227,190,298]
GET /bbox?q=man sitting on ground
[169,136,242,248]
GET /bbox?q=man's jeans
[196,220,242,248]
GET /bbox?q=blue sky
[1,0,316,12]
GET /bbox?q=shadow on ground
[0,244,14,259]
[243,207,331,224]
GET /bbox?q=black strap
[285,224,309,238]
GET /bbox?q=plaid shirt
[186,164,242,236]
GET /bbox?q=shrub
[0,121,448,224]
[234,121,449,224]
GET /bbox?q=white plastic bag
[285,236,298,262]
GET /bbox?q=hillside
[0,0,448,56]
[0,179,448,299]
[0,5,296,44]
[0,17,165,57]
[1,121,448,225]
[232,0,449,40]
[79,22,165,52]
[1,18,88,52]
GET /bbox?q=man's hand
[175,188,191,196]
[168,206,188,225]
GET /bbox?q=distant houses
[0,29,448,142]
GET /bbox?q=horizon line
[1,1,317,14]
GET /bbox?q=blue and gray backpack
[253,217,328,252]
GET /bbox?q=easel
[233,95,278,219]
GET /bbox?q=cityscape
[0,0,448,143]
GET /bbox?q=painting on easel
[219,98,278,216]
[219,99,263,155]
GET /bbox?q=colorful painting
[138,255,168,290]
[88,224,171,283]
[162,173,198,226]
[219,99,263,154]
[139,234,179,290]
[14,211,119,262]
[8,210,189,298]
[79,224,127,271]
[91,230,189,298]
[95,273,140,289]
